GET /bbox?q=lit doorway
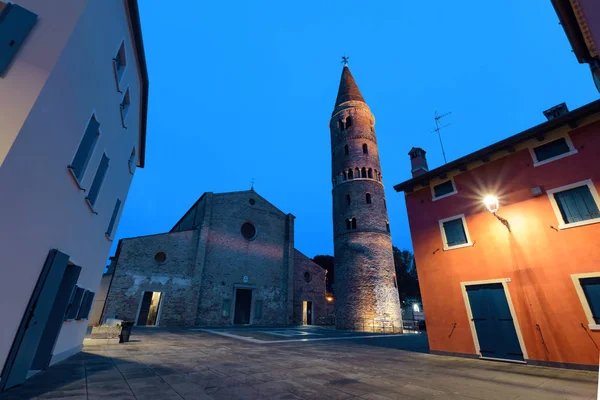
[302,301,313,325]
[136,291,163,326]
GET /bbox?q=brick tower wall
[330,97,402,332]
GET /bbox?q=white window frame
[431,178,458,201]
[546,179,600,230]
[439,214,473,251]
[529,134,578,167]
[571,273,600,331]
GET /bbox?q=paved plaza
[0,327,597,400]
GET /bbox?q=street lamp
[483,195,511,232]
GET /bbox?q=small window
[386,221,390,233]
[345,219,351,230]
[249,198,255,205]
[384,198,387,209]
[441,216,470,249]
[65,286,85,321]
[86,153,110,207]
[344,144,349,155]
[393,275,397,288]
[361,167,367,178]
[368,168,373,179]
[113,41,127,83]
[532,137,574,164]
[351,218,357,230]
[433,180,456,199]
[254,300,263,319]
[154,251,167,264]
[366,193,372,204]
[0,3,38,75]
[362,144,368,154]
[105,198,122,238]
[348,169,354,179]
[346,194,351,205]
[304,271,312,283]
[550,183,600,227]
[346,116,352,128]
[128,146,136,174]
[241,222,257,240]
[76,290,95,320]
[69,115,100,184]
[222,299,231,317]
[120,88,131,126]
[580,278,600,324]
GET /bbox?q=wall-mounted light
[412,303,420,313]
[483,195,511,232]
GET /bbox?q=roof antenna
[341,55,349,66]
[432,110,452,164]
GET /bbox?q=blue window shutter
[555,186,600,224]
[0,4,37,75]
[87,154,110,206]
[443,218,468,246]
[533,138,570,162]
[434,181,455,198]
[106,199,121,237]
[77,290,94,320]
[581,278,600,324]
[71,116,100,181]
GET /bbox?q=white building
[0,0,148,391]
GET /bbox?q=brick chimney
[408,147,428,177]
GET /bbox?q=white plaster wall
[0,0,144,373]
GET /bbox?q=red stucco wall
[405,119,600,367]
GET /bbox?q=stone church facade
[101,190,328,327]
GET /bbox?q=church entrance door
[233,289,252,325]
[136,291,163,326]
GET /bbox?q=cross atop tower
[341,56,350,66]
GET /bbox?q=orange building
[394,100,600,370]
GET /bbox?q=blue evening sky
[110,0,598,262]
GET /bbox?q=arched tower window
[386,221,390,233]
[351,218,357,230]
[362,144,368,154]
[345,219,351,230]
[344,144,349,155]
[355,168,360,178]
[361,167,367,178]
[384,198,387,209]
[348,169,354,179]
[346,194,351,205]
[368,168,373,179]
[366,193,372,204]
[346,116,352,128]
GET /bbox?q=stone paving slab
[0,327,597,399]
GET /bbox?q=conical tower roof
[334,65,365,107]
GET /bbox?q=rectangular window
[128,146,136,174]
[86,153,110,207]
[255,300,262,319]
[581,278,600,324]
[222,299,231,317]
[113,41,126,84]
[106,198,122,238]
[433,180,456,199]
[439,214,472,250]
[69,116,100,183]
[554,185,599,224]
[533,138,571,162]
[548,180,600,229]
[65,286,84,320]
[0,3,37,75]
[120,88,130,126]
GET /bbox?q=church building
[99,190,329,327]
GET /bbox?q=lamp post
[483,195,511,232]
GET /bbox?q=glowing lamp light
[412,303,420,313]
[483,195,499,214]
[326,296,334,302]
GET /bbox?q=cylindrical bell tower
[330,64,402,332]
